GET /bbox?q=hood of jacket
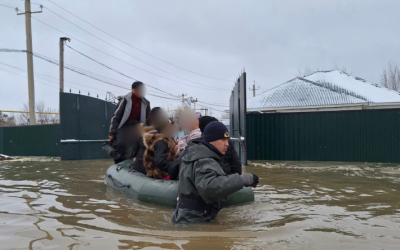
[190,136,202,145]
[143,130,163,149]
[182,142,221,163]
[143,126,157,134]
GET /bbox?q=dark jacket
[109,92,150,136]
[143,130,180,180]
[131,137,146,174]
[223,140,242,175]
[102,139,125,164]
[181,137,242,175]
[171,143,244,224]
[131,127,157,175]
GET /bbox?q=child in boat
[131,107,162,175]
[171,121,259,223]
[175,110,202,158]
[142,110,180,180]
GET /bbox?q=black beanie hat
[132,81,144,89]
[203,121,230,143]
[199,116,218,134]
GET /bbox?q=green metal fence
[247,109,400,163]
[0,124,60,157]
[60,92,116,160]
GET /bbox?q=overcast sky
[1,0,400,116]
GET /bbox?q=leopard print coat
[143,128,176,179]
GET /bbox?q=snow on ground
[0,154,13,161]
[0,156,59,162]
[305,70,400,103]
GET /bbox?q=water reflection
[0,159,399,249]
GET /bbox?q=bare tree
[297,65,353,77]
[0,112,16,127]
[297,66,319,77]
[380,62,400,91]
[18,103,30,125]
[18,101,59,125]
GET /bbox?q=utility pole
[181,94,187,110]
[191,98,198,110]
[249,80,260,97]
[17,1,42,125]
[59,37,71,92]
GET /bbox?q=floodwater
[0,159,400,250]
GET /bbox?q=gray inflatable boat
[105,160,254,208]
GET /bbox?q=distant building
[248,70,400,113]
[220,119,230,131]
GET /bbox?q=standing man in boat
[108,81,151,161]
[172,121,259,224]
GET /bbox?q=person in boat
[171,121,259,224]
[142,112,180,180]
[131,107,163,175]
[175,110,202,158]
[108,81,151,161]
[181,116,242,175]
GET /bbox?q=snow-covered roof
[305,70,400,103]
[248,70,400,110]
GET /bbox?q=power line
[0,3,15,9]
[0,66,59,90]
[0,62,179,101]
[196,103,228,113]
[0,47,180,98]
[12,49,175,96]
[0,4,201,94]
[0,61,112,94]
[197,101,229,107]
[41,7,230,90]
[65,44,227,92]
[29,17,216,95]
[47,0,232,82]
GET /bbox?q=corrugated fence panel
[247,109,400,163]
[0,128,4,154]
[60,93,116,160]
[0,124,60,157]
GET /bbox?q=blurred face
[209,138,229,155]
[179,111,199,132]
[161,123,175,138]
[132,85,146,98]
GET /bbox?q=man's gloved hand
[113,152,124,162]
[241,173,259,187]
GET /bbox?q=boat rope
[107,174,131,189]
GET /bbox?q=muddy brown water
[0,159,400,250]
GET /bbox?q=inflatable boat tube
[105,160,254,208]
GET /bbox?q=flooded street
[0,159,400,250]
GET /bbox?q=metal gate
[60,92,116,160]
[229,72,247,164]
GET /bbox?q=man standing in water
[172,121,259,224]
[108,81,151,161]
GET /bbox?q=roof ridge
[301,76,368,101]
